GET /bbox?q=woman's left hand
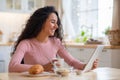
[92,59,98,70]
[43,62,53,72]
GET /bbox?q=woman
[9,6,97,72]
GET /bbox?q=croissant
[29,64,44,74]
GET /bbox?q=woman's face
[42,13,58,36]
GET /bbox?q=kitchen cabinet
[0,0,45,13]
[98,49,112,67]
[66,46,120,69]
[0,0,61,13]
[66,47,94,63]
[0,0,22,12]
[111,49,120,68]
[0,60,5,72]
[98,49,120,69]
[0,45,12,72]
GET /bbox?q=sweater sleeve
[9,40,33,72]
[56,39,85,70]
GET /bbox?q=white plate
[21,72,57,77]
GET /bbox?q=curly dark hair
[12,6,63,55]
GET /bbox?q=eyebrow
[50,19,57,22]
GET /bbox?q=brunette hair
[12,6,63,55]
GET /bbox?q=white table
[0,67,120,80]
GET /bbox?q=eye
[51,21,55,23]
[51,20,55,23]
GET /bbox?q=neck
[36,32,49,43]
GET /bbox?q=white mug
[53,58,64,69]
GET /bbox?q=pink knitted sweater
[9,37,84,72]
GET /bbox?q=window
[62,0,113,40]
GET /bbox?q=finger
[93,63,98,68]
[52,58,58,63]
[94,60,98,64]
[56,63,61,67]
[96,59,99,61]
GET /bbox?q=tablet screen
[82,45,104,73]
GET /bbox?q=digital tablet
[82,45,104,73]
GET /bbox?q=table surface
[0,67,120,80]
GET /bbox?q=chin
[49,33,55,36]
[50,34,54,36]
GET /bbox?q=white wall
[0,12,30,43]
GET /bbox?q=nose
[54,24,58,29]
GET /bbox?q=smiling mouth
[51,30,55,33]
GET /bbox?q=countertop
[0,42,14,46]
[0,42,120,49]
[65,42,120,49]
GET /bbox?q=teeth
[52,30,55,32]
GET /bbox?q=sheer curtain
[112,0,120,30]
[61,0,75,39]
